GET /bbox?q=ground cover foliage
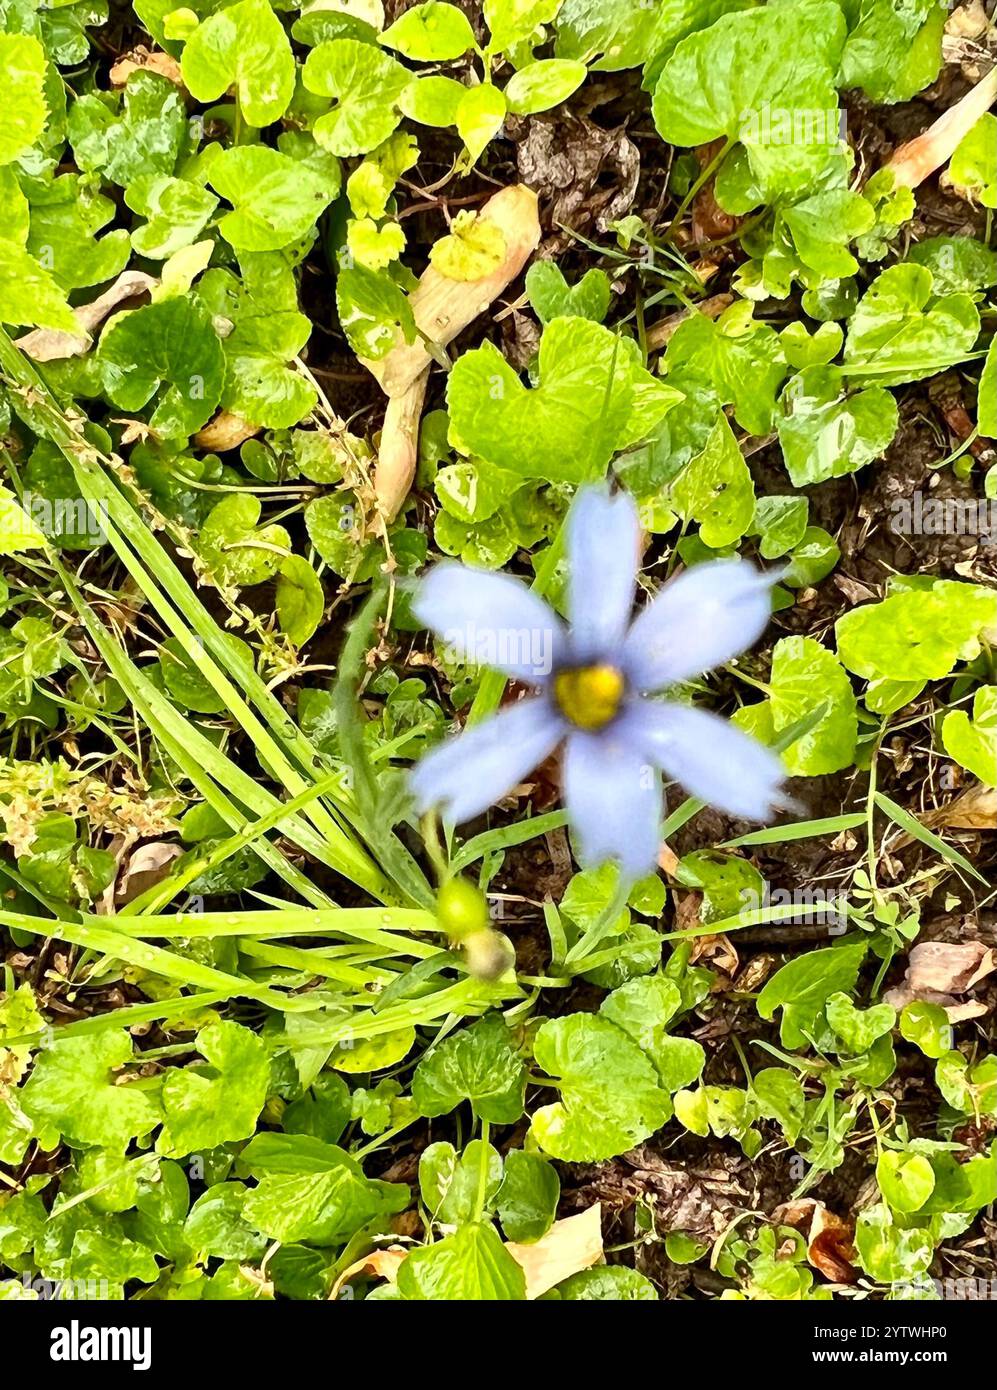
[0,0,996,1303]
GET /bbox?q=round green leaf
[876,1151,935,1215]
[399,74,467,127]
[181,0,295,128]
[380,2,476,60]
[98,295,225,440]
[505,58,586,115]
[899,1001,952,1059]
[304,39,411,156]
[530,1013,672,1161]
[276,554,325,648]
[208,146,335,251]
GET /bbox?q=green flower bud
[437,876,490,940]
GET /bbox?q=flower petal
[562,724,662,881]
[567,486,640,663]
[628,699,785,821]
[411,697,565,824]
[413,563,565,684]
[622,560,777,691]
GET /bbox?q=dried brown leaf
[505,1203,603,1300]
[772,1199,857,1284]
[116,841,182,904]
[194,411,259,452]
[807,1205,858,1284]
[110,47,184,87]
[919,784,997,830]
[329,1247,407,1300]
[906,940,997,994]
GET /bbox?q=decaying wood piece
[885,64,997,189]
[362,184,542,397]
[376,369,430,524]
[366,184,541,521]
[16,270,157,362]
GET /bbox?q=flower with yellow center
[411,486,786,880]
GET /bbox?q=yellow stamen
[553,664,625,732]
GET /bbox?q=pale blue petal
[622,560,776,691]
[411,697,565,824]
[567,486,640,663]
[413,563,565,684]
[562,724,662,881]
[628,699,785,821]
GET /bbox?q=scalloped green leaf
[447,317,677,484]
[652,3,847,202]
[554,0,661,72]
[208,145,335,251]
[412,1013,526,1124]
[181,0,295,128]
[198,492,290,589]
[397,1221,526,1301]
[21,1031,161,1153]
[98,294,225,440]
[942,686,997,787]
[843,264,981,386]
[198,252,318,429]
[839,0,945,106]
[836,581,997,682]
[665,301,787,436]
[125,174,218,259]
[777,365,898,487]
[67,70,187,187]
[303,38,411,156]
[530,1013,672,1161]
[27,176,130,291]
[157,1020,269,1156]
[430,209,505,280]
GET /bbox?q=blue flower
[411,486,786,880]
